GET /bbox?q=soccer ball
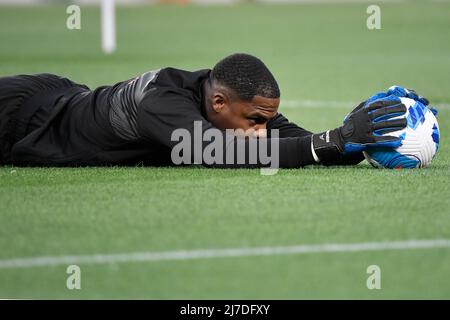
[364,97,440,169]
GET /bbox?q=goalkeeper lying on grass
[0,53,423,168]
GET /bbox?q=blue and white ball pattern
[364,97,440,169]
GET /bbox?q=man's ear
[211,92,227,113]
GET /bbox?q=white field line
[282,100,450,109]
[0,239,449,269]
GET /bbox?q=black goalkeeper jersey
[1,68,363,167]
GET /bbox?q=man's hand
[386,85,438,116]
[311,98,407,162]
[344,86,437,122]
[387,85,429,105]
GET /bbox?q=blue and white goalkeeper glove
[311,98,407,162]
[344,85,437,120]
[386,85,438,116]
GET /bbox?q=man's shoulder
[137,67,210,111]
[159,67,211,76]
[155,67,211,88]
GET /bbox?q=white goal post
[101,0,116,54]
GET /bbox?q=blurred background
[1,0,449,111]
[1,0,449,299]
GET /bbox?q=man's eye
[248,116,266,124]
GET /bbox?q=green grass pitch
[0,2,450,299]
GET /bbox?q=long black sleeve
[267,113,313,138]
[267,113,365,166]
[136,92,316,168]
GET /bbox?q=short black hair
[211,53,280,101]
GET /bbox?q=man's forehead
[249,95,279,112]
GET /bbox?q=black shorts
[0,73,87,164]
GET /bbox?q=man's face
[207,90,280,137]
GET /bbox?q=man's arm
[137,91,405,168]
[267,113,365,166]
[136,91,316,168]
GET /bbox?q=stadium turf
[0,2,449,299]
